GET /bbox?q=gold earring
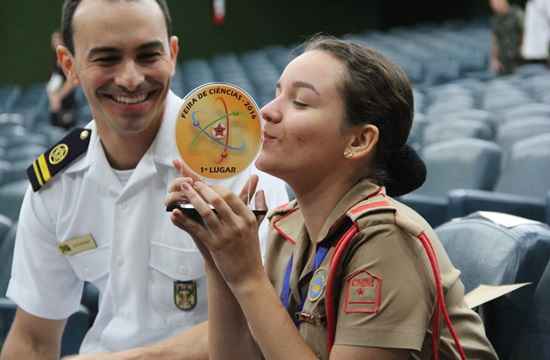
[344,149,354,159]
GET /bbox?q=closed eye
[138,52,162,63]
[94,56,120,65]
[293,100,308,108]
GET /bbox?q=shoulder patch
[343,268,382,314]
[346,196,396,222]
[26,128,91,192]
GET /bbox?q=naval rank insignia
[27,128,91,192]
[174,280,197,311]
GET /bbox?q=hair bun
[385,145,426,197]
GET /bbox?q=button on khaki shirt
[266,179,498,360]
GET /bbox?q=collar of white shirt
[65,90,183,176]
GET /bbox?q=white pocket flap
[150,242,205,280]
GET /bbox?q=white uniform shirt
[6,91,288,353]
[522,0,550,59]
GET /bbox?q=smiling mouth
[104,90,158,105]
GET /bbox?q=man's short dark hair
[61,0,172,54]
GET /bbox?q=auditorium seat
[181,59,216,93]
[0,161,11,185]
[0,214,12,246]
[4,131,50,149]
[210,53,256,97]
[400,139,501,226]
[515,63,548,77]
[496,118,550,164]
[0,221,16,297]
[423,119,493,145]
[0,87,21,113]
[425,96,474,116]
[420,139,501,196]
[407,114,429,149]
[511,259,550,359]
[263,45,293,73]
[502,103,550,125]
[436,212,550,359]
[4,144,47,163]
[448,134,550,222]
[0,180,28,221]
[440,108,493,125]
[483,89,531,113]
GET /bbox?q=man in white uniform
[0,0,288,359]
[522,0,550,61]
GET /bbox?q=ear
[57,45,80,86]
[169,36,180,76]
[345,124,379,160]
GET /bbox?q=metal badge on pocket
[174,280,197,311]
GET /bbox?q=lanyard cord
[323,224,467,360]
[280,241,332,324]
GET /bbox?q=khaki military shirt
[265,179,498,359]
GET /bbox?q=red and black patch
[343,269,382,314]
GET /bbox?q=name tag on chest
[58,234,97,255]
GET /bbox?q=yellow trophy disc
[175,83,262,180]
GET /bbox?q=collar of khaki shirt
[271,179,384,245]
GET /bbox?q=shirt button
[178,265,188,275]
[117,256,124,267]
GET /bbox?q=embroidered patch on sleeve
[343,269,382,314]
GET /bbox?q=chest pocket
[66,245,111,283]
[149,241,205,313]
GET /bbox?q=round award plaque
[175,83,262,180]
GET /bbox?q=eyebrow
[136,40,165,52]
[276,81,320,96]
[87,41,165,59]
[88,47,119,60]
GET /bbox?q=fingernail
[180,182,191,191]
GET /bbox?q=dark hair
[61,0,172,54]
[303,35,426,197]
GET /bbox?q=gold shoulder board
[26,128,91,192]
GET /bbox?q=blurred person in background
[47,30,77,129]
[489,0,524,74]
[522,0,550,65]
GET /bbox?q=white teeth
[113,93,148,105]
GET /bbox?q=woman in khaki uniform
[166,36,498,359]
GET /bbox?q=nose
[114,60,145,92]
[260,97,282,124]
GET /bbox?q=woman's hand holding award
[166,83,265,222]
